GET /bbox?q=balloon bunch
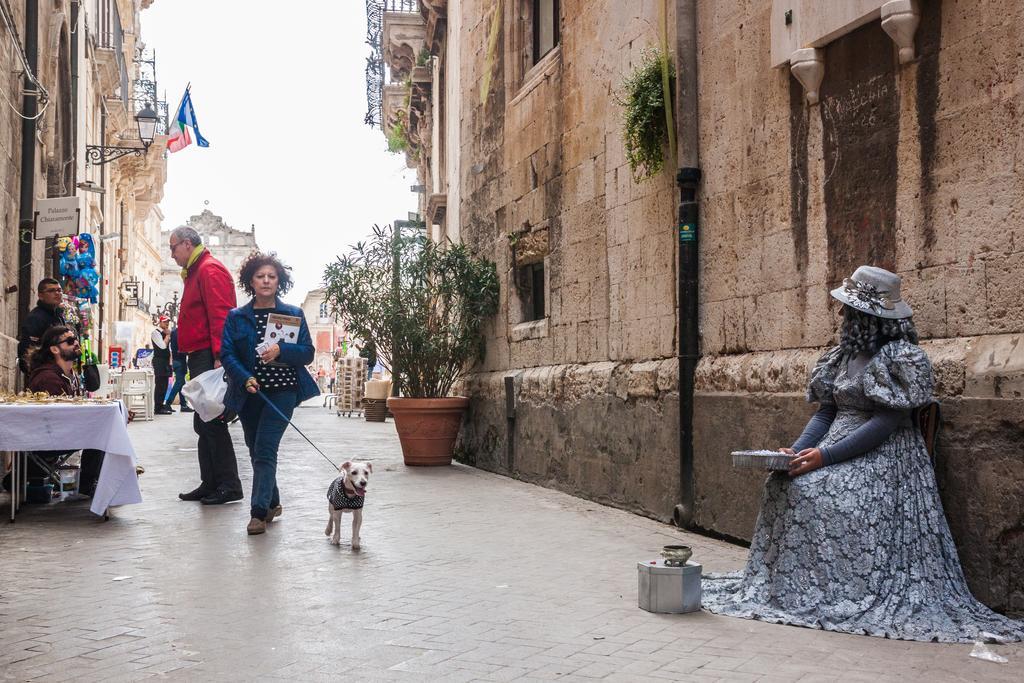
[57,234,100,303]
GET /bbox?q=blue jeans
[239,389,296,520]
[165,360,189,409]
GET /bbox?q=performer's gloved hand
[789,448,823,477]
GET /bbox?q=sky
[140,1,417,304]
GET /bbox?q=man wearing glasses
[23,326,105,496]
[17,278,68,379]
[168,226,242,505]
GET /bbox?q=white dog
[325,461,372,548]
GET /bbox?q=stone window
[319,301,329,320]
[532,0,560,65]
[508,0,562,93]
[519,261,546,322]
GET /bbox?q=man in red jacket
[169,226,242,505]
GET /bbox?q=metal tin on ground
[638,559,702,613]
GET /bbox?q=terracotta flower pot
[386,396,469,466]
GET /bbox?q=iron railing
[365,0,385,128]
[132,48,169,129]
[384,0,419,11]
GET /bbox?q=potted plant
[324,224,499,465]
[617,47,676,183]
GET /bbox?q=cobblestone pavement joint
[1,404,1021,681]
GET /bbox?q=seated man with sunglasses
[23,326,106,496]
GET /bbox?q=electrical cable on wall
[0,0,52,106]
[0,78,51,120]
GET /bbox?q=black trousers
[154,374,170,409]
[186,349,241,494]
[78,449,105,496]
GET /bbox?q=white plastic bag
[181,367,228,422]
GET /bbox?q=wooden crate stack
[334,357,368,416]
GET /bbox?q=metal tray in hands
[731,449,794,471]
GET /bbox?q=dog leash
[254,389,339,469]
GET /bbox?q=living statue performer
[702,266,1024,644]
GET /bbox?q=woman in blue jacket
[221,253,320,535]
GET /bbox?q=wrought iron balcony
[365,1,423,128]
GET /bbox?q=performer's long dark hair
[838,305,918,357]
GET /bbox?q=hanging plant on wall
[617,48,675,183]
[387,112,410,153]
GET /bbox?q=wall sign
[34,196,81,239]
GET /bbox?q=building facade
[299,288,347,378]
[370,0,1024,614]
[158,208,259,318]
[1,0,168,383]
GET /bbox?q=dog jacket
[327,476,365,510]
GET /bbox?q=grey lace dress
[702,340,1024,643]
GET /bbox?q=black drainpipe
[71,2,80,182]
[17,0,40,333]
[673,0,700,528]
[675,167,700,527]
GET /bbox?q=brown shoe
[264,505,283,523]
[246,517,266,535]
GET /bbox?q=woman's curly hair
[838,305,918,357]
[237,251,294,297]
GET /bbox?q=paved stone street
[1,405,1021,681]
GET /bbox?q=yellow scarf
[180,244,206,280]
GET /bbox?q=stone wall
[461,359,680,519]
[0,1,27,391]
[0,2,67,391]
[455,1,681,521]
[694,0,1024,614]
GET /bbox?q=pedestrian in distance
[17,278,67,379]
[164,326,193,412]
[220,252,319,535]
[152,315,173,414]
[702,265,1024,643]
[358,341,378,380]
[169,225,242,505]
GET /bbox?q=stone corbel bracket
[383,11,427,82]
[790,48,825,106]
[881,0,921,64]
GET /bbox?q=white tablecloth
[0,401,142,515]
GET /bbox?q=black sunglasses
[58,336,79,346]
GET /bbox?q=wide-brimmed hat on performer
[830,265,913,319]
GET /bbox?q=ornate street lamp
[135,103,160,146]
[86,103,161,166]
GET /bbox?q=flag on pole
[167,87,210,153]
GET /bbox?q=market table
[0,401,142,520]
